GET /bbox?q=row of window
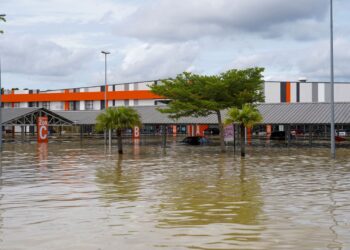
[2,99,167,110]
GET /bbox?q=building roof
[258,102,350,124]
[55,107,223,125]
[1,108,73,125]
[56,103,350,125]
[2,103,350,126]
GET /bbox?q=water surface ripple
[0,140,350,249]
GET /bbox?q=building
[2,80,350,111]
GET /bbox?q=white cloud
[0,35,92,76]
[228,38,350,81]
[116,42,199,81]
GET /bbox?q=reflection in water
[95,155,141,203]
[155,155,264,249]
[0,141,350,250]
[37,143,48,169]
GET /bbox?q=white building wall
[14,90,29,94]
[138,82,152,90]
[114,100,124,107]
[43,90,63,93]
[79,101,85,110]
[264,82,280,103]
[114,84,124,91]
[19,102,29,108]
[88,87,100,92]
[335,84,350,102]
[300,83,312,102]
[138,100,155,106]
[291,82,297,103]
[50,102,64,110]
[93,101,101,110]
[318,84,325,102]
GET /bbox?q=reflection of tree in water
[157,158,263,227]
[95,157,141,203]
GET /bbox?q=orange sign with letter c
[37,117,48,143]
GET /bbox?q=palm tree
[225,104,262,157]
[96,107,142,154]
[0,15,6,34]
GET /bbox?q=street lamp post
[101,51,110,110]
[330,0,335,158]
[101,51,110,146]
[0,14,6,150]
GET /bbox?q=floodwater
[0,139,350,250]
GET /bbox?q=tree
[150,68,264,152]
[0,15,6,34]
[95,107,141,154]
[225,104,262,157]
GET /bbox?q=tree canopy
[225,104,262,157]
[95,107,142,154]
[150,68,264,119]
[150,68,264,152]
[95,107,141,132]
[225,104,263,128]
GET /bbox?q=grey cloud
[115,0,328,41]
[0,35,92,76]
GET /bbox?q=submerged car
[182,136,209,145]
[270,131,296,140]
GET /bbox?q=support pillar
[21,126,24,142]
[309,125,313,146]
[162,125,167,148]
[233,124,236,153]
[286,125,291,146]
[109,129,112,148]
[80,125,83,140]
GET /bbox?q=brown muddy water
[0,139,350,250]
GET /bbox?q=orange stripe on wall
[64,90,69,110]
[1,90,161,103]
[286,81,291,103]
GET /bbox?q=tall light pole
[0,14,6,150]
[330,0,335,159]
[101,50,110,110]
[101,51,110,146]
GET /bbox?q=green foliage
[150,68,264,119]
[225,104,263,128]
[95,107,141,132]
[0,15,6,34]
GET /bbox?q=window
[85,100,94,110]
[42,102,50,109]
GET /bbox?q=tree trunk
[216,110,226,153]
[117,129,123,154]
[240,124,246,157]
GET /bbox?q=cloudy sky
[0,0,349,90]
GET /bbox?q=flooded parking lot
[0,139,350,249]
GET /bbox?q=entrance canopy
[1,108,73,126]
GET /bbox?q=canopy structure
[1,108,73,126]
[57,103,350,126]
[2,103,350,126]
